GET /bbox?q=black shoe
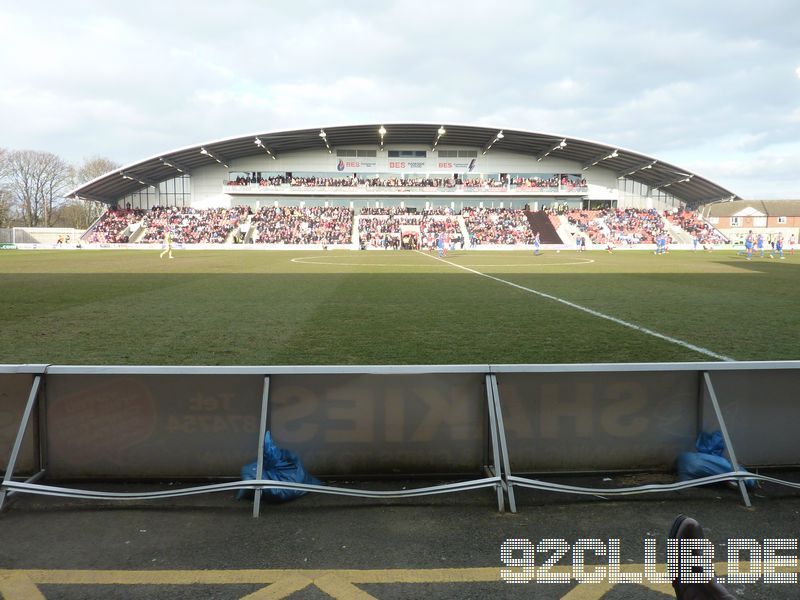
[669,515,734,600]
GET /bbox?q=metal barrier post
[1,375,43,511]
[253,375,270,518]
[484,374,504,512]
[702,371,752,507]
[488,374,516,513]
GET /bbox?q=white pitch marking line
[414,250,733,362]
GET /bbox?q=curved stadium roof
[68,123,739,208]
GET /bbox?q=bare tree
[0,188,12,228]
[76,156,120,184]
[65,156,121,228]
[3,150,72,227]
[0,148,12,227]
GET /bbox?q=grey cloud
[1,0,799,199]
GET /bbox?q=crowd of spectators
[250,206,353,245]
[566,208,667,245]
[225,173,593,193]
[358,214,422,249]
[462,208,535,245]
[512,175,560,190]
[227,175,289,186]
[139,206,251,244]
[360,207,416,216]
[666,209,728,244]
[420,217,463,250]
[566,210,608,245]
[422,207,455,216]
[358,213,464,250]
[83,203,720,249]
[561,175,589,192]
[83,208,146,243]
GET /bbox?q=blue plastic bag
[677,430,756,489]
[237,432,321,502]
[695,430,725,456]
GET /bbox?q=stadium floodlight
[496,130,504,139]
[378,125,387,150]
[319,130,327,138]
[254,137,277,159]
[432,125,447,150]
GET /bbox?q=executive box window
[388,150,427,158]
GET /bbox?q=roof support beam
[253,138,278,160]
[616,160,657,178]
[72,193,110,203]
[481,130,504,155]
[199,147,230,168]
[159,157,193,174]
[650,173,694,190]
[120,172,158,187]
[535,138,567,161]
[582,149,619,170]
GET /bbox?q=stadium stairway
[664,216,694,244]
[552,215,578,247]
[457,216,471,248]
[524,211,564,244]
[229,214,253,244]
[352,215,361,246]
[127,223,147,243]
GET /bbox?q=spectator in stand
[83,208,146,244]
[251,206,353,245]
[462,208,535,245]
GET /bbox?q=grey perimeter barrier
[2,362,800,516]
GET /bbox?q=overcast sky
[1,0,799,199]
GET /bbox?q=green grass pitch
[1,248,797,365]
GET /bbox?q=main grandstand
[67,123,739,250]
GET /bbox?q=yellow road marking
[314,574,378,600]
[0,572,47,600]
[0,562,795,600]
[240,574,313,599]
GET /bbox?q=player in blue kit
[744,230,754,260]
[770,234,785,259]
[756,233,764,257]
